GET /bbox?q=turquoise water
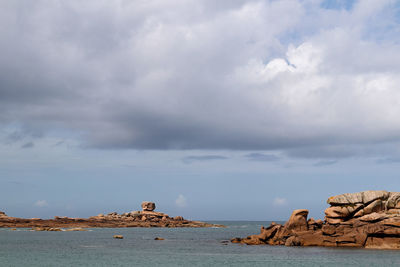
[1,221,400,266]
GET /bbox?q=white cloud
[273,197,288,206]
[34,200,48,207]
[175,194,188,208]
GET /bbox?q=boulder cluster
[89,201,181,223]
[232,190,400,249]
[0,202,224,229]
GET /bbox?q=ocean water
[1,221,400,266]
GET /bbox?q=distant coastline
[0,201,224,230]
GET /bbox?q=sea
[1,221,400,266]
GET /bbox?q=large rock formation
[141,201,156,211]
[0,202,224,229]
[232,190,400,249]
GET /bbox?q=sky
[1,0,400,220]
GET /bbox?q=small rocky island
[232,190,400,249]
[0,201,224,229]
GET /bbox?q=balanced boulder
[141,202,156,212]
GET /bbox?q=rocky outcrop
[232,190,400,249]
[141,201,156,211]
[0,202,224,229]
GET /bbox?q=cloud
[52,140,65,147]
[0,1,400,158]
[313,160,338,167]
[175,194,187,208]
[182,155,228,164]
[273,197,288,206]
[6,131,25,143]
[245,153,279,162]
[376,158,400,164]
[321,0,355,10]
[21,142,34,149]
[34,200,48,207]
[4,129,42,145]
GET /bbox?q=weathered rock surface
[141,201,156,211]
[0,203,224,229]
[232,190,400,249]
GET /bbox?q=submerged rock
[33,227,62,231]
[64,228,87,231]
[232,190,400,249]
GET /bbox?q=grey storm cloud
[21,142,34,149]
[182,155,229,164]
[245,153,280,162]
[313,160,338,167]
[376,158,400,164]
[1,0,400,158]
